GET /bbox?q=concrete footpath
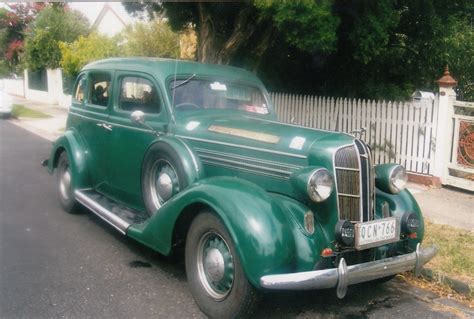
[4,95,473,231]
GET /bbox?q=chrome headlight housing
[375,164,408,194]
[307,168,334,202]
[389,165,408,193]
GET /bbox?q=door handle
[97,123,113,131]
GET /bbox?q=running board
[74,189,147,235]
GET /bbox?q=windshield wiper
[171,73,196,90]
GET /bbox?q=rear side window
[119,76,161,114]
[73,74,86,103]
[88,73,111,107]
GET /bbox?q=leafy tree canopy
[124,0,474,100]
[24,4,89,71]
[0,3,44,73]
[59,33,120,77]
[121,19,180,58]
[124,0,339,67]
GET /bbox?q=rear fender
[127,176,296,287]
[47,130,90,189]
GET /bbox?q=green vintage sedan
[44,58,436,318]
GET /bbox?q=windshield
[170,79,270,115]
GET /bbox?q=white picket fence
[270,93,439,175]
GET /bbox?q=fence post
[432,66,457,183]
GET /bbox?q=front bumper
[260,244,437,298]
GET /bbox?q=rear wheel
[185,212,258,318]
[56,152,80,213]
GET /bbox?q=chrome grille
[335,145,361,221]
[334,140,374,222]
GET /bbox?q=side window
[88,73,111,107]
[73,74,86,103]
[119,76,161,114]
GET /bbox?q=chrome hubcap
[59,164,71,201]
[197,232,234,300]
[149,160,179,211]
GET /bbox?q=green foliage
[60,33,120,77]
[24,29,61,70]
[121,1,474,100]
[121,20,180,58]
[0,3,44,73]
[24,5,89,71]
[256,0,339,54]
[32,5,89,43]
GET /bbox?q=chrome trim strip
[74,190,130,235]
[200,154,292,176]
[260,244,438,295]
[337,193,360,198]
[195,148,303,170]
[201,159,289,180]
[355,141,364,222]
[335,167,360,172]
[70,112,154,134]
[177,135,307,159]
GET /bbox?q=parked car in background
[43,58,437,318]
[0,90,12,119]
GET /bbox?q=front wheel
[185,212,258,318]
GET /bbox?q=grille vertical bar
[335,145,361,222]
[334,140,374,222]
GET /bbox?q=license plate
[355,218,400,250]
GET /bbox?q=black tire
[185,212,258,319]
[141,142,188,216]
[56,152,80,213]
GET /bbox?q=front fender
[127,176,297,288]
[143,135,204,186]
[375,188,425,250]
[47,130,90,189]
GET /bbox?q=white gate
[445,100,474,191]
[433,67,474,191]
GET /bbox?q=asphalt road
[0,120,470,319]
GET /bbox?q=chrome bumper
[260,244,437,298]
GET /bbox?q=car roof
[82,57,261,85]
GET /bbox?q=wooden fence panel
[271,92,437,174]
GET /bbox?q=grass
[11,104,51,119]
[423,219,474,284]
[405,218,474,307]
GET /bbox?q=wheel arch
[127,176,296,288]
[47,130,91,189]
[141,136,203,187]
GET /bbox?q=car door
[105,71,169,210]
[72,70,113,193]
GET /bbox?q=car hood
[174,113,355,159]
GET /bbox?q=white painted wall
[2,69,71,108]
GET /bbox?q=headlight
[375,164,408,194]
[389,165,407,193]
[307,168,334,202]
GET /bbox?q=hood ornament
[351,127,366,140]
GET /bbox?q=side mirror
[131,110,145,123]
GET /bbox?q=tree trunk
[195,3,273,67]
[196,3,219,63]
